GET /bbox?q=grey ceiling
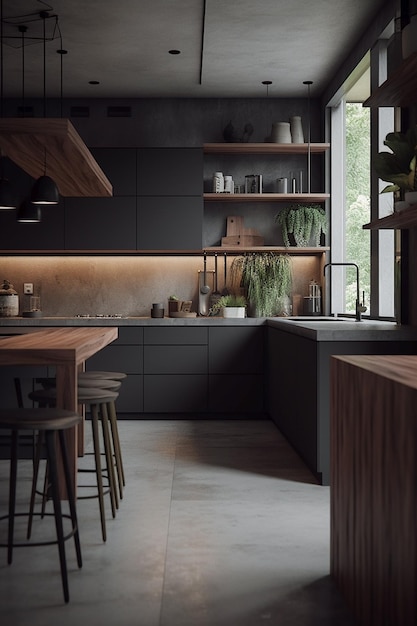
[1,0,387,99]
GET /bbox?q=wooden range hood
[0,117,113,197]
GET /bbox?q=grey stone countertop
[268,316,417,341]
[0,316,265,328]
[1,315,417,341]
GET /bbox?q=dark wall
[4,96,323,147]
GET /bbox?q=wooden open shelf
[0,118,113,197]
[204,192,330,203]
[363,204,417,229]
[205,246,330,254]
[203,142,330,154]
[363,52,417,107]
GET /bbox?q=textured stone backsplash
[0,255,322,317]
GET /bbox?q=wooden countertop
[333,354,417,389]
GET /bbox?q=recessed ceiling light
[168,49,181,55]
[89,81,100,85]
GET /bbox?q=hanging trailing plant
[275,204,327,247]
[230,252,292,317]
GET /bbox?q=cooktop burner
[75,314,124,318]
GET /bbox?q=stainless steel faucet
[323,262,366,321]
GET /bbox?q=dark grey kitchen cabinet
[86,327,144,413]
[137,148,203,196]
[137,196,202,250]
[90,148,137,196]
[64,197,137,250]
[136,148,203,250]
[208,326,265,414]
[267,326,417,485]
[143,326,208,412]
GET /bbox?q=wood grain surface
[330,354,417,626]
[0,118,113,197]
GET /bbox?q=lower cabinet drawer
[208,374,264,413]
[144,374,208,412]
[114,374,144,413]
[144,345,207,374]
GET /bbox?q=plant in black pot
[275,203,327,247]
[373,125,417,205]
[230,253,292,317]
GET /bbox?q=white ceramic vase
[290,116,304,143]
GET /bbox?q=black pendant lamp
[31,161,59,205]
[30,11,59,206]
[17,199,41,223]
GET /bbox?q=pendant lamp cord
[19,25,27,117]
[1,0,4,119]
[41,10,47,117]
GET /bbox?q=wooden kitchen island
[330,354,417,626]
[0,327,118,496]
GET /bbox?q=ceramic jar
[290,116,304,143]
[271,122,292,143]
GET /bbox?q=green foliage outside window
[345,103,371,313]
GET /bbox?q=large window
[328,40,395,320]
[345,102,371,313]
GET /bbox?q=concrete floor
[0,419,357,626]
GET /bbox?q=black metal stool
[0,408,82,604]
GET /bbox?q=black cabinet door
[208,327,264,374]
[137,148,203,196]
[90,148,137,196]
[65,197,137,249]
[137,196,202,250]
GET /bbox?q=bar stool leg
[58,430,82,569]
[91,405,107,542]
[100,402,118,514]
[108,400,125,496]
[45,429,70,603]
[7,431,18,565]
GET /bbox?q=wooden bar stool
[77,377,125,499]
[37,375,126,500]
[29,387,119,542]
[0,408,82,604]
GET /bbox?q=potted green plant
[373,125,417,204]
[274,204,327,247]
[230,253,292,317]
[210,293,247,318]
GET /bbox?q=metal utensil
[221,252,229,295]
[200,252,210,294]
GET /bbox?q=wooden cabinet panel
[65,197,137,249]
[137,148,203,196]
[137,196,202,250]
[144,374,208,412]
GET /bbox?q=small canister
[212,172,224,193]
[151,302,164,318]
[0,279,19,317]
[224,175,234,194]
[277,177,288,193]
